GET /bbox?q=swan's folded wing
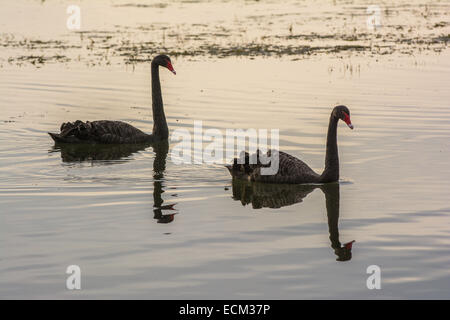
[51,120,150,144]
[254,151,320,184]
[228,150,320,184]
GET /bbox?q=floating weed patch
[1,1,449,67]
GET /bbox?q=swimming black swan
[227,105,353,184]
[48,54,176,144]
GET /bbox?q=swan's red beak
[343,112,353,130]
[166,61,176,75]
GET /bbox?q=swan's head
[153,54,176,75]
[334,105,353,130]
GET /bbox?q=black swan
[227,105,353,184]
[48,54,176,144]
[230,180,355,261]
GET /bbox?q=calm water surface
[1,0,450,299]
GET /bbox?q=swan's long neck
[319,115,339,183]
[151,62,169,139]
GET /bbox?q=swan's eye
[342,112,353,130]
[165,60,176,75]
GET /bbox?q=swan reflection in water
[50,140,176,223]
[150,141,177,224]
[231,180,355,261]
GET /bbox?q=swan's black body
[48,55,175,144]
[227,105,353,184]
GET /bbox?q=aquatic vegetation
[0,0,449,66]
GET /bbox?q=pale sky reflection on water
[0,0,450,299]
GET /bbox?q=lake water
[1,0,450,299]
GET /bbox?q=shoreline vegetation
[2,31,449,67]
